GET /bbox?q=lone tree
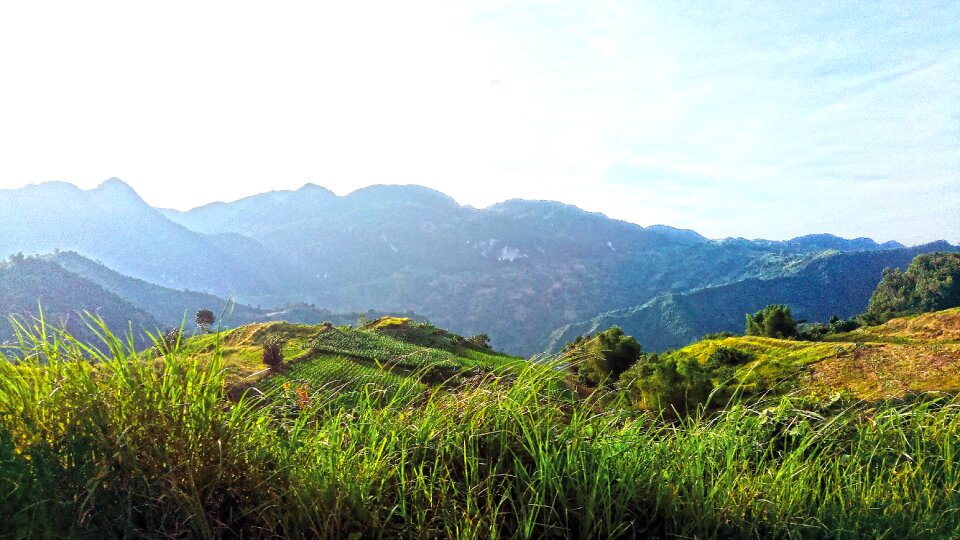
[195,309,216,333]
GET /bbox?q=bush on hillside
[263,336,286,370]
[798,315,861,341]
[706,346,753,367]
[567,327,642,386]
[746,304,798,339]
[617,352,713,414]
[467,333,491,349]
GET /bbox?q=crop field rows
[307,328,460,369]
[261,354,426,408]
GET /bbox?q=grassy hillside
[5,314,960,537]
[180,317,518,390]
[653,307,960,402]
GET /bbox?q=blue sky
[0,1,956,244]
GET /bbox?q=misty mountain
[46,251,419,331]
[720,234,906,253]
[2,178,945,355]
[0,179,294,302]
[545,242,958,353]
[160,182,928,354]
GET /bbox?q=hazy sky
[1,1,957,244]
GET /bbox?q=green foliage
[746,304,798,339]
[798,315,861,341]
[467,333,491,348]
[702,331,736,340]
[153,327,182,355]
[864,252,960,324]
[566,326,642,386]
[617,352,713,413]
[705,346,753,367]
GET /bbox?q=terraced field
[175,317,524,406]
[307,326,461,370]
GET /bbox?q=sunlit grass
[3,315,960,537]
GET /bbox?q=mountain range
[1,178,952,355]
[545,241,957,353]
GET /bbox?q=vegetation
[745,304,798,339]
[195,308,216,333]
[467,333,491,348]
[565,326,642,386]
[5,315,960,537]
[863,252,960,324]
[262,335,286,370]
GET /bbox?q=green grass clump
[4,316,960,537]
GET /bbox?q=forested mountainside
[0,256,158,345]
[547,241,958,353]
[2,179,951,354]
[2,251,425,340]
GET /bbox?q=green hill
[179,317,521,394]
[7,311,960,537]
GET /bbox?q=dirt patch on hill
[805,342,960,399]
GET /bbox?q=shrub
[262,336,286,370]
[567,327,642,386]
[467,333,491,348]
[706,346,753,367]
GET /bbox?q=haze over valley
[1,178,954,354]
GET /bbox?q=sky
[0,1,957,245]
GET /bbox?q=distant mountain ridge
[0,179,297,302]
[546,241,958,353]
[1,178,950,355]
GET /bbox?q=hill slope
[0,256,159,345]
[181,317,520,393]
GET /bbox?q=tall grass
[2,316,960,538]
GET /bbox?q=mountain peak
[92,177,150,206]
[346,184,460,209]
[296,183,335,196]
